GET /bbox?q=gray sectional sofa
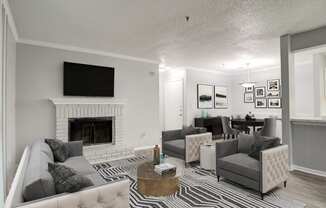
[216,134,289,199]
[5,139,130,208]
[162,127,212,164]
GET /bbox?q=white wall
[5,22,16,191]
[16,43,160,158]
[293,62,314,117]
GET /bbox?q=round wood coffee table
[137,162,179,197]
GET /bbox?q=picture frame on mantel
[197,84,214,109]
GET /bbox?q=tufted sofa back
[15,179,130,208]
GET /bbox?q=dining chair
[258,117,277,137]
[221,116,240,139]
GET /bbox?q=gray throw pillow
[248,134,280,160]
[45,139,69,162]
[48,163,93,194]
[181,126,197,136]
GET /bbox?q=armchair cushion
[163,140,185,155]
[216,139,238,159]
[248,135,280,160]
[218,153,259,180]
[237,134,255,154]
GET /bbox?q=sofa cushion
[85,173,107,186]
[163,140,185,155]
[238,134,255,154]
[23,140,56,202]
[60,156,97,175]
[48,163,93,194]
[218,153,259,180]
[45,139,69,162]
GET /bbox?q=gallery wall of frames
[243,79,281,108]
[197,84,228,109]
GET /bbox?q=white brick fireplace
[50,98,133,163]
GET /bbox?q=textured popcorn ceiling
[9,0,326,72]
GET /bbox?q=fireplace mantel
[49,97,126,105]
[49,97,132,163]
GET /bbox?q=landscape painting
[215,86,228,109]
[197,84,214,109]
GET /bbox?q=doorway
[163,80,184,130]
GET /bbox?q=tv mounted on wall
[64,62,115,97]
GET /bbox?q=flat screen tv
[64,62,114,97]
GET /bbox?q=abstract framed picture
[254,86,266,98]
[245,86,254,92]
[266,91,281,98]
[214,86,228,109]
[255,98,267,108]
[268,98,282,108]
[267,79,280,91]
[197,84,214,109]
[244,93,254,103]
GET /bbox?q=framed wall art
[197,84,214,109]
[244,93,254,103]
[268,98,281,108]
[245,86,254,92]
[254,86,266,98]
[214,86,228,109]
[267,79,280,91]
[255,98,267,108]
[266,91,281,98]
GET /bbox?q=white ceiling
[9,0,326,72]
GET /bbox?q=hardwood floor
[280,171,326,208]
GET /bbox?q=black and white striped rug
[93,157,305,208]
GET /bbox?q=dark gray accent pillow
[248,134,281,160]
[181,126,197,136]
[45,139,69,162]
[48,163,93,194]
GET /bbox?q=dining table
[231,118,265,132]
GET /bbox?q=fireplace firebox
[68,117,114,146]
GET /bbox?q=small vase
[153,145,160,165]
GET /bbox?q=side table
[200,144,216,170]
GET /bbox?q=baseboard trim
[291,165,326,178]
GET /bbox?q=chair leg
[284,181,287,188]
[217,176,220,182]
[260,192,264,200]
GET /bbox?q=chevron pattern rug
[93,156,305,208]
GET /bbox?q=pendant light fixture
[240,63,256,88]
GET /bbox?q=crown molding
[3,0,18,41]
[17,38,160,65]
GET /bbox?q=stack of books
[154,163,176,176]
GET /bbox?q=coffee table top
[137,162,177,180]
